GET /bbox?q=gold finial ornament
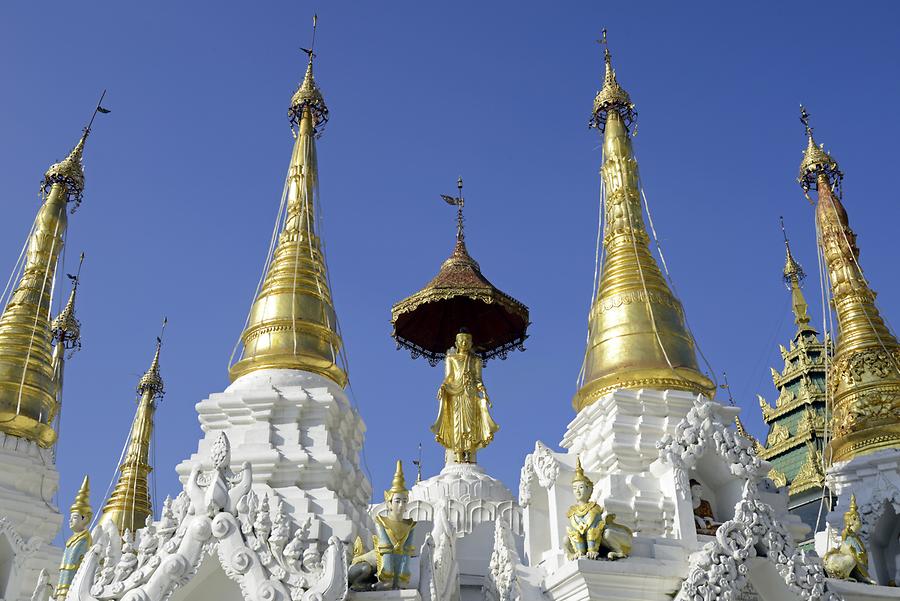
[230,29,347,387]
[589,29,636,133]
[100,331,165,533]
[780,218,811,327]
[574,35,713,412]
[798,105,842,199]
[385,460,408,502]
[799,108,900,463]
[52,256,84,353]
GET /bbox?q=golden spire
[780,218,811,328]
[229,22,346,387]
[384,459,408,501]
[49,254,84,418]
[70,475,92,518]
[799,107,900,463]
[574,32,713,411]
[100,330,164,533]
[0,129,90,447]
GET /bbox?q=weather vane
[799,104,813,139]
[720,371,735,406]
[440,177,465,243]
[158,316,168,347]
[85,90,111,135]
[413,443,423,483]
[66,251,86,290]
[300,14,318,62]
[597,28,610,62]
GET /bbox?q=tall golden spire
[798,106,900,463]
[780,218,812,328]
[50,254,84,414]
[100,332,164,533]
[0,129,90,447]
[574,32,713,412]
[229,25,346,387]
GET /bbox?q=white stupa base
[559,389,703,537]
[561,388,700,475]
[0,432,62,601]
[544,555,686,601]
[823,579,900,600]
[175,369,372,544]
[347,591,422,601]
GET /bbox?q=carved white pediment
[66,433,348,601]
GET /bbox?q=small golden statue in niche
[55,476,92,599]
[564,457,632,560]
[823,495,875,584]
[432,330,499,463]
[349,461,417,591]
[690,479,722,535]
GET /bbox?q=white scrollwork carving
[68,433,349,601]
[675,480,840,601]
[658,399,766,495]
[484,518,520,601]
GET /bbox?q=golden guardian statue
[349,461,417,590]
[564,458,632,561]
[55,476,92,599]
[823,496,875,584]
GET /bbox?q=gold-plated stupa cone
[799,109,900,463]
[229,57,346,387]
[0,131,88,447]
[573,37,713,412]
[100,338,163,533]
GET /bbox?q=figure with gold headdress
[432,330,499,463]
[564,458,632,561]
[823,495,875,584]
[349,461,417,590]
[55,476,92,599]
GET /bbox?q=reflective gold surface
[573,42,712,412]
[823,495,875,584]
[0,133,87,447]
[431,331,499,462]
[801,116,900,463]
[230,58,346,387]
[100,340,163,533]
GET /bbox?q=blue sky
[2,1,899,539]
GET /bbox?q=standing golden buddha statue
[432,330,499,463]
